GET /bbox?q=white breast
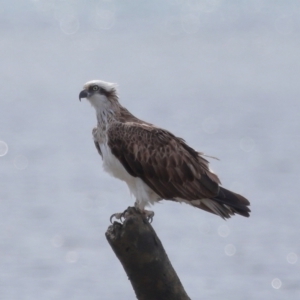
[99,142,160,210]
[100,142,129,180]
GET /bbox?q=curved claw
[147,216,153,223]
[120,213,125,223]
[110,211,127,224]
[110,214,116,224]
[145,211,155,223]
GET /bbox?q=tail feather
[190,187,251,219]
[201,198,234,219]
[212,187,251,218]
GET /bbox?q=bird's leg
[110,203,155,224]
[134,201,155,223]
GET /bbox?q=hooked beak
[79,90,88,101]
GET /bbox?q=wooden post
[105,207,191,300]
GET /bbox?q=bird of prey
[79,80,250,222]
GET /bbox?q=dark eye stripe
[88,85,110,97]
[99,88,110,97]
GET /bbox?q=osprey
[79,80,250,221]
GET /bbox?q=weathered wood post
[105,207,191,300]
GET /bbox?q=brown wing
[107,122,221,201]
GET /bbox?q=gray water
[1,1,300,299]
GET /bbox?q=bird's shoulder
[107,120,181,146]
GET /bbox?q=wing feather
[107,122,220,200]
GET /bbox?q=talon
[120,213,125,223]
[110,213,116,224]
[110,210,128,223]
[110,213,122,223]
[144,210,155,223]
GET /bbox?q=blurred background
[1,0,300,299]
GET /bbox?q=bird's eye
[92,86,99,91]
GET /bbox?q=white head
[79,80,119,113]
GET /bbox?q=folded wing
[107,122,221,201]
